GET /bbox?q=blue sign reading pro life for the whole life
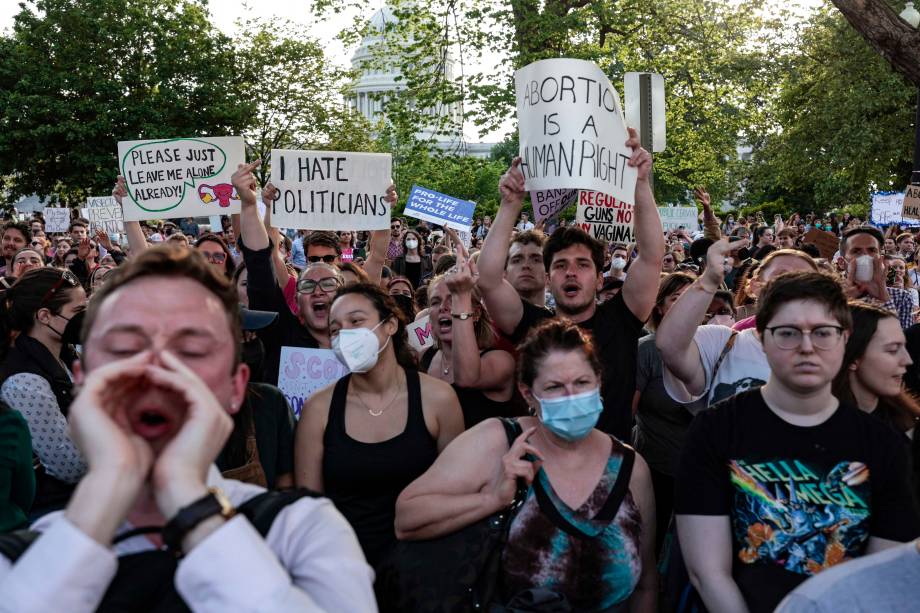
[403,185,476,231]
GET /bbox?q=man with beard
[0,245,376,611]
[505,230,547,306]
[0,222,29,276]
[477,128,664,441]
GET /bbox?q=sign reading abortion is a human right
[404,186,475,231]
[515,59,637,207]
[118,136,245,222]
[269,150,392,231]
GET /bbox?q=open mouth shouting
[437,314,452,336]
[561,281,581,299]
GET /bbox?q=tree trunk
[831,0,920,86]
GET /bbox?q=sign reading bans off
[515,59,637,207]
[575,191,635,243]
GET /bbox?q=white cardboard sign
[82,196,125,234]
[575,190,635,243]
[117,136,245,221]
[43,207,71,233]
[515,58,637,206]
[407,316,435,352]
[269,150,393,230]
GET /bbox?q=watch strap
[451,312,474,320]
[162,488,235,555]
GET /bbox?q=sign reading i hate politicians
[515,58,637,207]
[268,150,393,231]
[117,136,245,222]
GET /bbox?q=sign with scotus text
[515,58,637,207]
[277,347,349,419]
[269,150,392,230]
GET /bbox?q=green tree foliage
[742,8,916,215]
[0,0,254,206]
[233,15,379,185]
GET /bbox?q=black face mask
[46,310,85,346]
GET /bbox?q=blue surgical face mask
[535,387,603,441]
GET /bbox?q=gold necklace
[353,375,402,417]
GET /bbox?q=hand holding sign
[112,175,128,205]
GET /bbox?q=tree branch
[831,0,920,85]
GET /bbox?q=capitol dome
[349,4,462,147]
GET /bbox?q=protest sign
[208,215,222,232]
[515,58,637,206]
[870,191,920,226]
[658,206,699,232]
[43,207,71,233]
[277,347,349,418]
[803,229,840,260]
[575,190,635,243]
[341,248,354,262]
[404,185,475,231]
[530,189,578,224]
[82,196,124,234]
[117,136,244,222]
[269,150,392,230]
[902,184,920,220]
[407,316,435,352]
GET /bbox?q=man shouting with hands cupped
[0,245,377,612]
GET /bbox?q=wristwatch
[162,487,236,556]
[451,312,474,320]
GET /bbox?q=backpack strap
[0,489,322,564]
[710,330,739,389]
[532,445,636,540]
[236,488,322,537]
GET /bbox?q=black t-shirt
[675,389,920,613]
[240,240,321,386]
[510,292,645,441]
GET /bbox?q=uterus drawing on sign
[197,183,239,207]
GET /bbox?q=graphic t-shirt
[512,292,645,441]
[675,389,920,613]
[663,325,769,407]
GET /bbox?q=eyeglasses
[202,251,227,264]
[307,254,337,264]
[297,277,342,294]
[391,225,400,230]
[765,325,844,350]
[39,269,79,306]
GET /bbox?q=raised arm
[676,515,749,613]
[478,158,527,335]
[232,160,269,251]
[621,128,664,323]
[262,183,293,290]
[446,256,515,394]
[695,188,723,242]
[444,227,469,260]
[113,176,147,256]
[656,238,748,397]
[364,184,397,286]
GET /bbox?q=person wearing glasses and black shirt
[231,161,396,384]
[0,268,88,513]
[675,272,920,613]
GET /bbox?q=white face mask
[405,239,419,250]
[332,319,390,373]
[610,257,627,270]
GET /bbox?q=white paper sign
[407,316,435,352]
[871,191,920,226]
[43,207,71,233]
[658,206,699,232]
[515,58,637,206]
[277,347,349,419]
[269,150,392,230]
[117,136,245,222]
[82,196,125,234]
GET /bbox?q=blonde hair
[427,274,495,350]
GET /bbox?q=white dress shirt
[0,468,378,612]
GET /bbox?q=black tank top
[421,347,524,429]
[322,368,437,567]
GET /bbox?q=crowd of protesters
[0,130,919,612]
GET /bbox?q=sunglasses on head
[297,277,342,294]
[40,269,79,306]
[307,254,337,264]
